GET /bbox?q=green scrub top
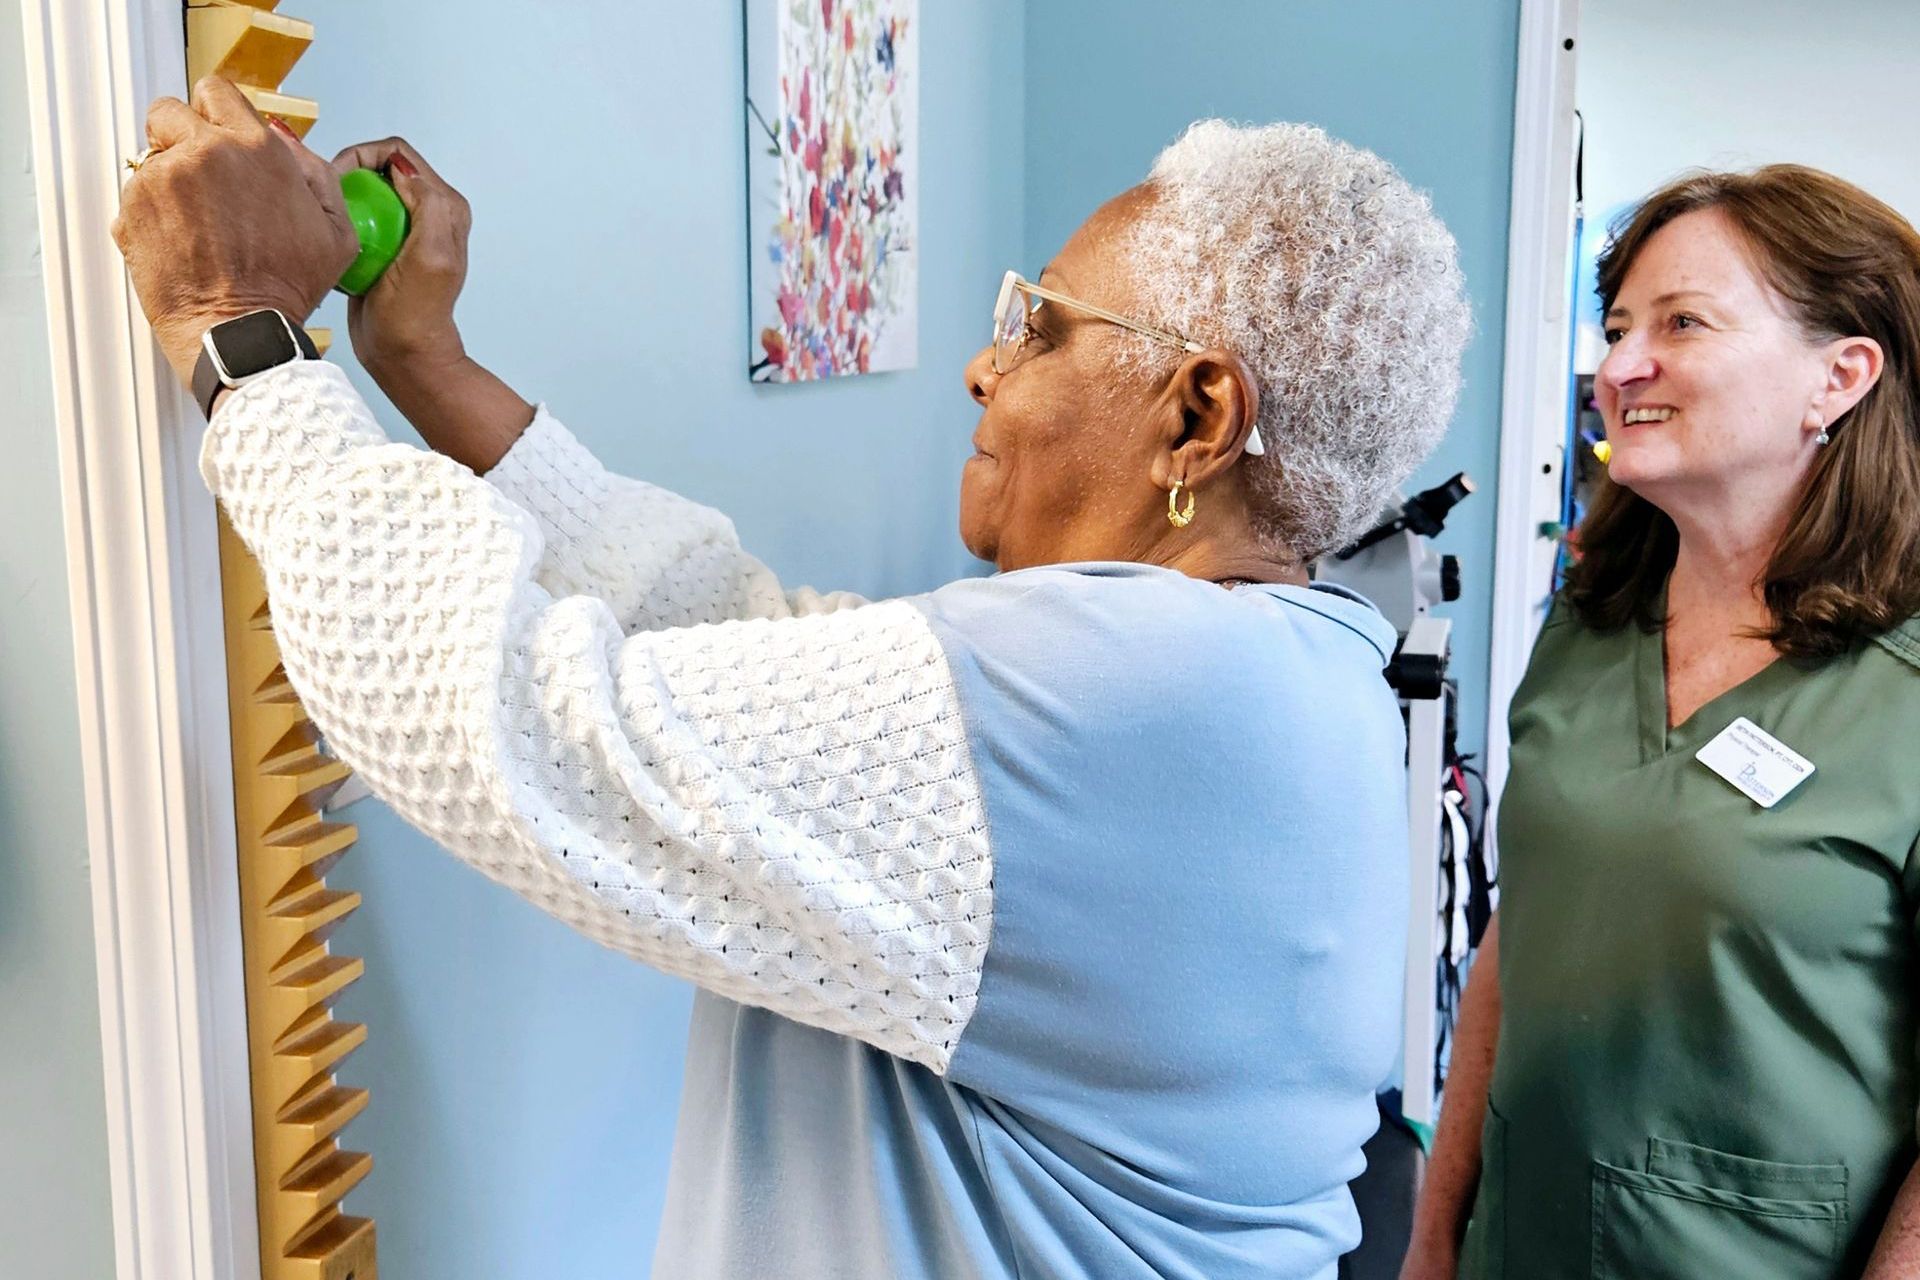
[1460,604,1920,1280]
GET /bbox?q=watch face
[209,311,301,381]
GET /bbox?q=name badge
[1695,716,1814,809]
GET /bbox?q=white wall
[1574,0,1920,369]
[1580,0,1920,225]
[0,2,118,1274]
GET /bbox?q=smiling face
[958,187,1172,570]
[1566,165,1918,658]
[1594,208,1836,511]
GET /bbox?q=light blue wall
[1024,0,1521,760]
[295,2,1024,1273]
[0,3,118,1276]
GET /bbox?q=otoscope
[335,167,409,295]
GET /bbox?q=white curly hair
[1122,120,1471,557]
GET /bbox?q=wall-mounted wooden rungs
[284,1210,377,1280]
[270,882,361,933]
[256,665,300,704]
[261,725,326,773]
[281,1147,373,1219]
[262,903,359,975]
[262,811,359,876]
[263,745,354,800]
[205,0,374,1222]
[278,1082,370,1149]
[275,1014,368,1083]
[271,949,365,1011]
[236,85,318,138]
[186,3,312,89]
[254,708,320,761]
[262,1034,367,1115]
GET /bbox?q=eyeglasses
[990,269,1264,455]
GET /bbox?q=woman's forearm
[1863,1161,1920,1277]
[1404,917,1503,1271]
[366,350,535,475]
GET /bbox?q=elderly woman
[115,79,1469,1279]
[1406,166,1920,1280]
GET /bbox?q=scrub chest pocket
[1589,1138,1848,1280]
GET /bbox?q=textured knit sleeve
[201,362,993,1072]
[483,407,866,632]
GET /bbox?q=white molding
[19,1,260,1277]
[1486,0,1582,816]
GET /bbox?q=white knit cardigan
[202,362,994,1072]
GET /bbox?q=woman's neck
[1656,462,1809,626]
[1666,501,1788,635]
[1160,541,1309,588]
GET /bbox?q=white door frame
[19,0,260,1276]
[1486,0,1583,812]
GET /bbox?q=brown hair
[1565,164,1920,658]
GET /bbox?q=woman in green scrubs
[1404,166,1920,1279]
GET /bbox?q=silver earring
[1816,427,1831,446]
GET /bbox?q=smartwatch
[191,309,319,418]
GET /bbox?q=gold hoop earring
[1167,480,1195,529]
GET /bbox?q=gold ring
[125,145,158,172]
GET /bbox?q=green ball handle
[335,168,410,296]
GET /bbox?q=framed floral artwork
[745,0,919,381]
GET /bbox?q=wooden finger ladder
[189,3,378,1276]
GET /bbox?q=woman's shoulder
[919,562,1393,663]
[1870,614,1920,674]
[908,563,1401,728]
[918,561,1217,629]
[914,563,1215,659]
[1536,591,1661,647]
[1509,595,1642,715]
[1527,594,1625,657]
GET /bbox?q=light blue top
[653,563,1409,1279]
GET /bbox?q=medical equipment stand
[1392,615,1453,1132]
[1319,479,1474,1280]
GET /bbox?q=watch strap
[191,311,319,419]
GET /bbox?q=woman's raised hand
[113,78,361,389]
[329,137,471,387]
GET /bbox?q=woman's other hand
[329,137,471,387]
[326,137,532,474]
